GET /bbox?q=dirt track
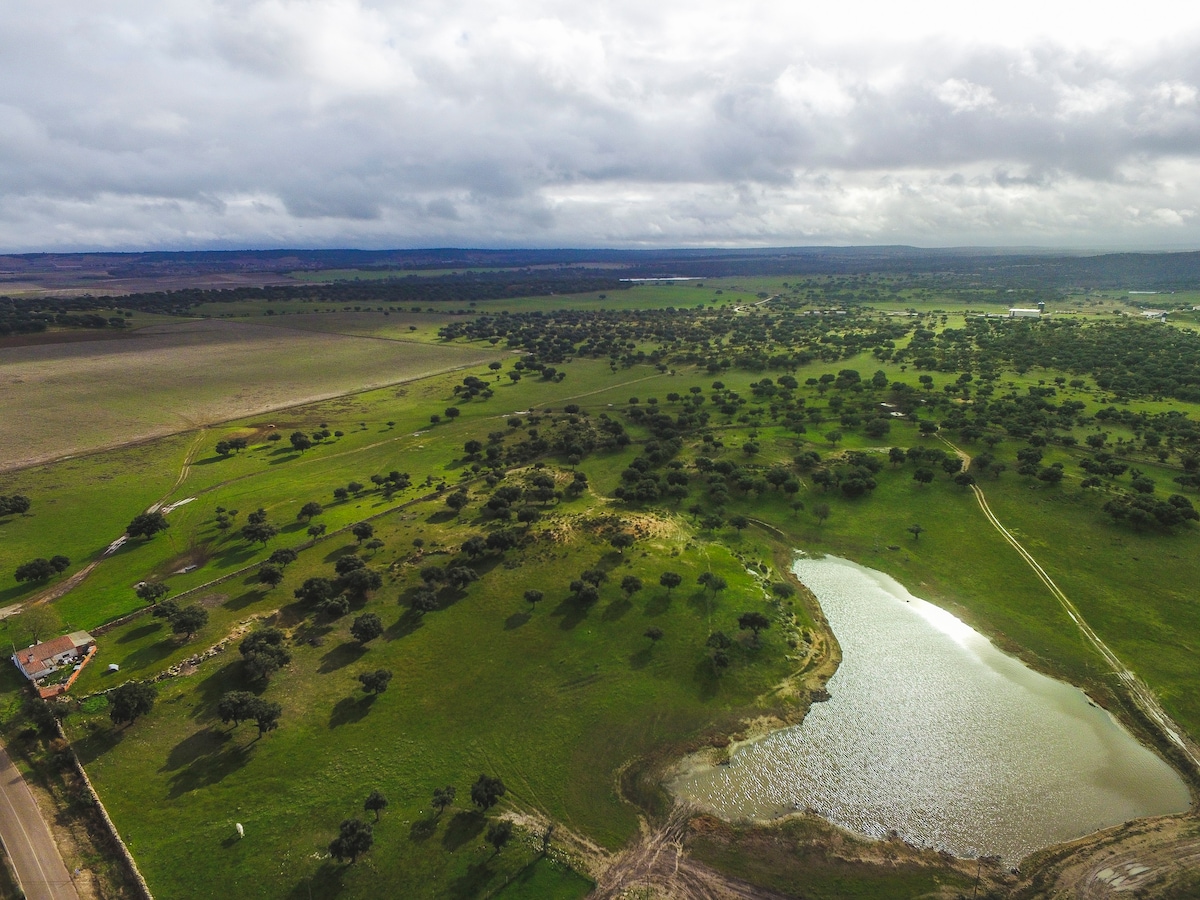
[939,437,1200,777]
[1023,814,1200,898]
[585,806,792,900]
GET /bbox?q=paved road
[0,742,79,900]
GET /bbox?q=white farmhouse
[12,631,95,681]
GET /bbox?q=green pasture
[63,488,793,899]
[484,281,766,315]
[242,310,460,342]
[288,268,517,281]
[6,285,1200,900]
[687,408,1200,736]
[5,340,1189,725]
[190,280,771,321]
[0,356,645,630]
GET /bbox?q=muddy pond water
[671,555,1190,861]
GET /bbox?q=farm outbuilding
[12,630,95,681]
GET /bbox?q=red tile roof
[19,635,78,668]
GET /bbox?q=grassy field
[62,476,796,898]
[0,317,501,471]
[4,281,1200,900]
[287,268,518,281]
[189,280,768,321]
[3,345,807,900]
[245,310,462,342]
[0,357,681,628]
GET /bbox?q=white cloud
[1055,79,1129,118]
[3,1,1200,249]
[934,79,996,113]
[776,65,857,118]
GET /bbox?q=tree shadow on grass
[409,816,438,843]
[628,646,653,670]
[449,859,495,900]
[72,725,125,767]
[644,591,672,617]
[442,811,485,851]
[292,620,334,647]
[601,598,631,622]
[385,608,424,642]
[166,741,254,798]
[503,611,530,630]
[286,863,346,900]
[226,588,268,612]
[161,727,231,772]
[118,640,178,674]
[467,555,503,578]
[686,590,714,616]
[0,583,38,607]
[491,857,546,896]
[549,596,590,631]
[211,546,260,571]
[329,695,375,728]
[116,622,162,644]
[323,544,358,564]
[318,642,367,674]
[425,510,457,525]
[693,659,720,701]
[190,661,253,723]
[276,598,313,628]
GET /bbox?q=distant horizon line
[5,243,1200,257]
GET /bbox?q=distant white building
[1008,308,1041,318]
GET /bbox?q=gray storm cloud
[3,0,1200,249]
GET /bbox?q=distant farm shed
[12,630,95,681]
[1008,308,1042,318]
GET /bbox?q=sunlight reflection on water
[671,555,1190,861]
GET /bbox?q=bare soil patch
[1020,814,1200,899]
[590,805,798,900]
[0,271,293,298]
[0,318,499,472]
[684,811,1004,900]
[0,329,137,349]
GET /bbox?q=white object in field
[236,823,244,839]
[108,664,120,672]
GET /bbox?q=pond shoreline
[668,553,1191,863]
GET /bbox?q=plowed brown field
[0,318,499,471]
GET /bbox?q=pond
[671,555,1190,861]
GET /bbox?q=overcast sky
[6,1,1200,251]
